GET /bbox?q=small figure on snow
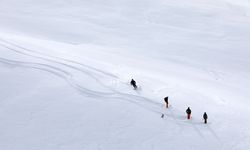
[203,112,208,124]
[130,79,137,89]
[161,114,165,118]
[186,107,192,119]
[164,97,169,108]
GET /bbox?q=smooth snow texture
[0,0,250,150]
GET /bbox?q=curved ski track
[0,39,164,113]
[0,38,221,141]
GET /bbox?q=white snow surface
[1,0,250,149]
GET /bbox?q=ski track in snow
[0,39,163,111]
[0,38,117,93]
[0,38,117,78]
[0,57,113,97]
[0,38,222,143]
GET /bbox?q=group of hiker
[164,96,208,123]
[131,79,208,124]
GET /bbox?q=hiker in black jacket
[203,112,208,124]
[130,79,137,89]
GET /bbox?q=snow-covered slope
[1,0,250,149]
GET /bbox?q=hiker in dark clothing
[130,79,137,89]
[161,114,164,118]
[164,97,169,108]
[186,107,192,119]
[203,112,208,124]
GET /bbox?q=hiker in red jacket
[164,97,169,108]
[186,107,192,119]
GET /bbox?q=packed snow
[1,0,250,149]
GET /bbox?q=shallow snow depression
[0,0,250,150]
